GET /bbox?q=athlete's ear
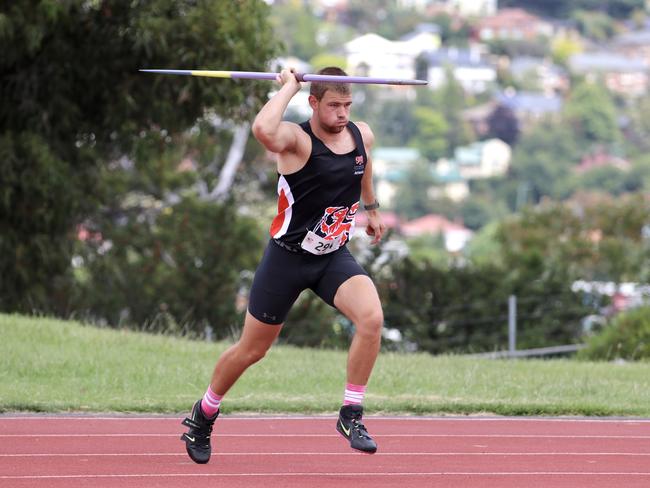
[308,94,319,111]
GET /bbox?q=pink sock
[200,386,223,417]
[343,383,367,405]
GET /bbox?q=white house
[432,158,470,201]
[424,46,497,94]
[345,27,440,82]
[345,33,414,80]
[371,147,421,206]
[453,138,511,180]
[399,23,442,55]
[446,0,498,17]
[432,139,511,194]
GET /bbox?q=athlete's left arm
[357,122,386,244]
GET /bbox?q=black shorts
[247,239,369,325]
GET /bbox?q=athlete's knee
[236,343,270,366]
[355,308,384,340]
[246,347,270,365]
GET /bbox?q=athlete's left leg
[332,274,383,452]
[333,274,383,385]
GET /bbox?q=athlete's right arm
[252,69,303,154]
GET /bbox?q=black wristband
[363,201,380,211]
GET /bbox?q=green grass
[1,313,650,416]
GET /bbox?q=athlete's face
[311,90,352,134]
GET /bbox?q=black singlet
[269,120,368,248]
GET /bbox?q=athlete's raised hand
[276,68,302,95]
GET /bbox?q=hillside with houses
[271,0,650,256]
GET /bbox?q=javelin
[139,69,428,86]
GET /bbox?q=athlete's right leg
[182,239,303,463]
[181,312,282,464]
[208,311,283,395]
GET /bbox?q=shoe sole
[186,448,210,464]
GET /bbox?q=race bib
[300,230,342,255]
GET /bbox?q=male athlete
[181,67,386,463]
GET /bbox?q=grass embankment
[1,313,649,416]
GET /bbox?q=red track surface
[1,415,649,487]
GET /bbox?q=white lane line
[2,472,650,480]
[1,452,650,457]
[2,434,650,438]
[2,417,650,423]
[0,413,650,425]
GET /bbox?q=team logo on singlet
[313,202,360,246]
[354,155,365,175]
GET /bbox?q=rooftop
[569,52,648,73]
[497,90,563,115]
[424,47,491,68]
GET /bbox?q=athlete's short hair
[310,66,351,100]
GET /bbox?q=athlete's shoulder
[352,121,374,149]
[283,120,312,151]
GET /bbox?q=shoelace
[350,418,371,439]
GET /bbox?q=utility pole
[508,295,517,356]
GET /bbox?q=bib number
[300,230,342,255]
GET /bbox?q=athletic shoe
[180,399,219,464]
[336,404,377,453]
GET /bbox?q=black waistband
[272,239,310,254]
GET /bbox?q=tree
[392,159,437,219]
[460,195,509,231]
[411,108,448,162]
[564,81,621,146]
[309,53,348,72]
[270,1,320,60]
[487,104,521,146]
[342,0,422,39]
[373,99,419,146]
[433,68,474,154]
[624,94,650,155]
[510,118,581,204]
[0,0,280,314]
[570,166,633,196]
[498,0,569,17]
[572,10,617,41]
[431,13,471,46]
[377,255,591,354]
[377,259,512,354]
[579,306,650,361]
[73,196,264,337]
[497,194,650,283]
[487,39,550,59]
[499,0,644,19]
[551,36,583,67]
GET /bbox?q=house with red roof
[476,8,553,42]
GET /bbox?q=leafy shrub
[578,306,650,361]
[72,197,263,339]
[376,257,591,355]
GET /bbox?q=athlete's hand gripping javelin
[276,68,302,94]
